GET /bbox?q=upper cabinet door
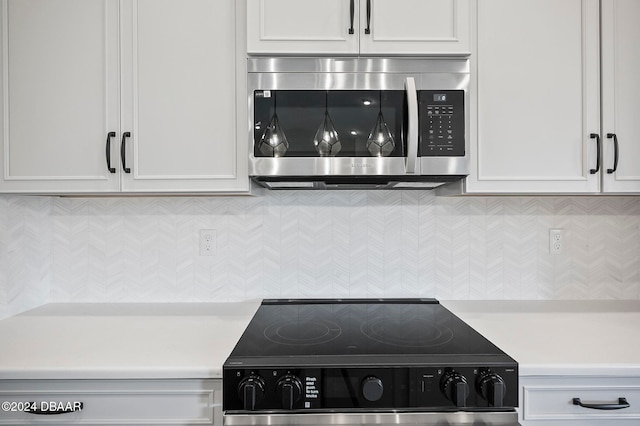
[119,0,248,193]
[1,0,248,195]
[466,0,601,193]
[359,0,470,55]
[247,0,360,55]
[246,0,470,56]
[601,0,640,193]
[0,0,120,193]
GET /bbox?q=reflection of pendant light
[366,91,395,157]
[258,92,289,157]
[313,91,342,157]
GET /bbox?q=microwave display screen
[433,94,447,102]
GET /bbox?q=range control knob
[362,376,384,402]
[238,374,265,411]
[441,371,470,407]
[276,374,303,410]
[477,371,506,407]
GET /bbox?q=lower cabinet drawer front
[523,383,640,422]
[0,379,220,425]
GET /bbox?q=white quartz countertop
[0,301,261,380]
[442,300,640,376]
[1,300,639,380]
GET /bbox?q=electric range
[223,299,519,426]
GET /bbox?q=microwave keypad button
[419,90,465,157]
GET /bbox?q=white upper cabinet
[601,0,640,193]
[0,0,248,194]
[246,0,471,56]
[359,0,470,55]
[1,0,121,193]
[119,0,246,193]
[247,0,359,55]
[467,0,640,194]
[467,0,601,194]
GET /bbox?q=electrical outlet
[549,229,563,254]
[199,229,216,256]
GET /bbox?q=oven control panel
[223,365,518,412]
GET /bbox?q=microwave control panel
[419,90,465,157]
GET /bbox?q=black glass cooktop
[228,299,505,361]
[224,299,519,412]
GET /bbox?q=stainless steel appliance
[248,58,469,190]
[223,299,520,426]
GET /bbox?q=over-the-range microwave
[248,58,469,190]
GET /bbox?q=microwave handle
[405,77,419,174]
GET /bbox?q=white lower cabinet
[0,379,221,425]
[520,375,640,425]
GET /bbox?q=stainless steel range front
[248,58,469,190]
[223,299,520,426]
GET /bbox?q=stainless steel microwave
[248,58,469,190]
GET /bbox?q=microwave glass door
[253,90,406,158]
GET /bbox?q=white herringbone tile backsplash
[0,196,51,319]
[1,193,640,318]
